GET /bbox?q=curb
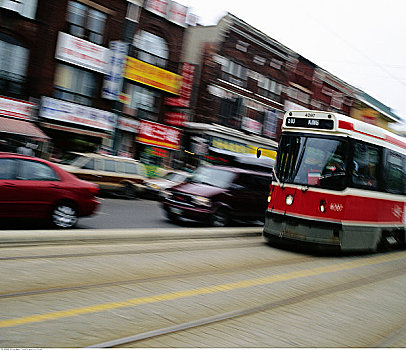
[0,227,263,246]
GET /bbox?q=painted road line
[0,251,405,328]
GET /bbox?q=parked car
[0,152,100,228]
[58,153,148,199]
[144,170,192,200]
[161,164,272,226]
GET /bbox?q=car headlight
[192,195,211,207]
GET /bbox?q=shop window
[67,1,107,45]
[257,75,282,102]
[54,64,97,106]
[221,60,247,87]
[133,31,168,68]
[218,97,242,128]
[0,33,29,96]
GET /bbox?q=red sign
[165,63,195,107]
[0,96,34,120]
[137,120,181,150]
[165,112,189,127]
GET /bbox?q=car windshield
[164,172,184,182]
[189,167,236,188]
[277,134,349,189]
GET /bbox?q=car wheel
[51,202,78,229]
[122,183,136,199]
[210,208,229,227]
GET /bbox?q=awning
[40,122,109,139]
[0,116,50,141]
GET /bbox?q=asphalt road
[1,197,263,230]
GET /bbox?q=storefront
[38,97,116,158]
[0,95,50,156]
[136,119,182,175]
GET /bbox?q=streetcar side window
[384,151,404,194]
[351,142,380,190]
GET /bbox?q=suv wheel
[210,209,229,227]
[51,202,78,229]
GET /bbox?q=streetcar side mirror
[256,148,262,158]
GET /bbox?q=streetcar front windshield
[277,134,349,189]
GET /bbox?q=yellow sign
[124,57,182,95]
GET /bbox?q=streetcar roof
[282,110,406,153]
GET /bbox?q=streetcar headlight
[285,194,294,206]
[192,195,211,207]
[319,199,327,213]
[267,194,272,203]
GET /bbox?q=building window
[0,33,28,96]
[133,31,168,68]
[221,60,247,87]
[67,1,107,45]
[54,64,97,106]
[125,83,161,121]
[257,75,282,102]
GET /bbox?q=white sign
[145,0,189,27]
[102,41,128,100]
[40,97,117,132]
[118,117,139,133]
[0,96,34,120]
[55,32,110,74]
[241,116,262,134]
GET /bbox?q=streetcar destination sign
[286,117,334,130]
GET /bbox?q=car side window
[18,160,59,181]
[0,158,17,179]
[82,158,95,170]
[125,163,138,174]
[104,159,116,172]
[116,161,125,173]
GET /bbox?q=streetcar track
[0,255,316,299]
[88,265,406,348]
[0,240,262,261]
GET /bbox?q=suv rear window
[189,167,236,188]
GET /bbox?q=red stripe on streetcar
[385,134,406,150]
[338,120,354,131]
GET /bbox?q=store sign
[241,116,262,134]
[137,120,181,150]
[165,63,195,107]
[144,0,189,27]
[118,117,139,133]
[124,57,181,95]
[40,97,117,132]
[263,109,280,138]
[0,96,34,120]
[102,41,128,100]
[164,112,189,127]
[55,32,109,73]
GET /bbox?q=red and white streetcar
[260,110,406,252]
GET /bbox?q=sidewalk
[0,227,263,245]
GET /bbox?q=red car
[0,152,100,228]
